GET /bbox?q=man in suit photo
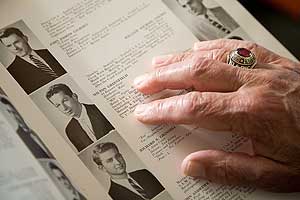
[92,142,165,200]
[174,0,239,40]
[0,95,52,158]
[46,83,114,152]
[0,27,66,94]
[48,161,87,200]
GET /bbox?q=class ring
[227,48,257,69]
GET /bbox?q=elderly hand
[134,39,300,192]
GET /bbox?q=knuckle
[189,57,213,79]
[213,49,228,61]
[215,155,238,184]
[174,50,193,62]
[237,85,267,111]
[216,38,228,46]
[153,68,164,83]
[219,38,242,48]
[234,86,285,136]
[173,54,185,63]
[203,153,236,185]
[228,99,255,136]
[155,100,167,114]
[235,89,268,126]
[253,165,278,189]
[183,92,215,120]
[245,41,259,51]
[183,92,204,116]
[152,100,169,121]
[194,49,227,61]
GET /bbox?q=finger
[151,49,194,68]
[193,49,277,70]
[134,57,254,95]
[152,40,253,67]
[135,91,237,131]
[194,39,295,66]
[194,39,258,51]
[181,150,300,192]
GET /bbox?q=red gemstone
[237,48,251,57]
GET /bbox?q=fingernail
[134,104,147,116]
[182,159,205,177]
[152,54,173,65]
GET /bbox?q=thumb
[181,150,300,192]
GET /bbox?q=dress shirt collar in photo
[74,104,97,142]
[20,50,50,68]
[193,9,228,40]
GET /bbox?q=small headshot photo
[40,159,87,200]
[79,130,170,200]
[0,94,52,159]
[92,142,165,200]
[0,20,66,94]
[163,0,239,40]
[45,83,114,152]
[31,75,114,153]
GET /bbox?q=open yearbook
[0,0,299,199]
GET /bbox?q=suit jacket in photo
[109,169,165,200]
[77,191,87,200]
[7,49,66,94]
[65,104,114,152]
[209,7,239,31]
[186,6,239,41]
[16,127,51,159]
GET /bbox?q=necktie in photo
[204,14,231,34]
[29,55,59,78]
[128,178,150,199]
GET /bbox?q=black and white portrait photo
[40,159,87,200]
[163,0,239,40]
[79,130,173,200]
[0,94,52,159]
[30,75,115,153]
[0,93,86,199]
[0,20,66,94]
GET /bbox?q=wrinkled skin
[134,39,300,192]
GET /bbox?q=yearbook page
[0,0,299,200]
[0,91,111,199]
[0,92,69,199]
